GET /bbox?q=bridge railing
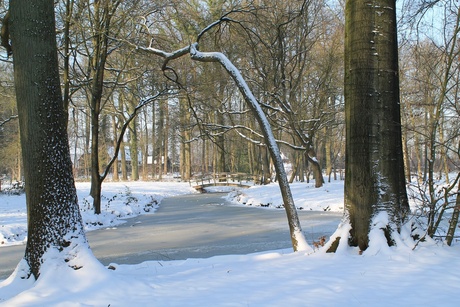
[189,172,253,187]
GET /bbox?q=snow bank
[1,244,459,306]
[227,181,344,211]
[0,181,196,247]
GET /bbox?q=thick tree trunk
[344,0,409,250]
[10,0,87,278]
[91,176,103,215]
[15,138,21,181]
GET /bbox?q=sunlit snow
[0,180,458,306]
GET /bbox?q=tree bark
[10,0,87,278]
[62,0,74,125]
[344,0,409,250]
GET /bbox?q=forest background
[0,0,459,232]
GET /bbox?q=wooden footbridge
[190,173,253,193]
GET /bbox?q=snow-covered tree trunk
[9,0,89,279]
[134,19,311,251]
[189,45,310,252]
[344,0,409,251]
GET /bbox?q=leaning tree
[133,15,311,252]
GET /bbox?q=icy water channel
[0,192,342,279]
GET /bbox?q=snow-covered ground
[0,180,459,306]
[0,181,197,247]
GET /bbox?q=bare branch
[0,114,18,127]
[197,16,233,42]
[135,43,190,71]
[100,89,168,181]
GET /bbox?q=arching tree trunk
[137,24,311,251]
[189,46,310,251]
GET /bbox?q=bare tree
[134,14,311,250]
[400,1,460,243]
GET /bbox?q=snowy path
[0,192,342,279]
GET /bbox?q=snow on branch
[188,43,297,166]
[128,23,309,251]
[197,17,234,42]
[203,123,265,142]
[131,43,190,71]
[0,115,18,127]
